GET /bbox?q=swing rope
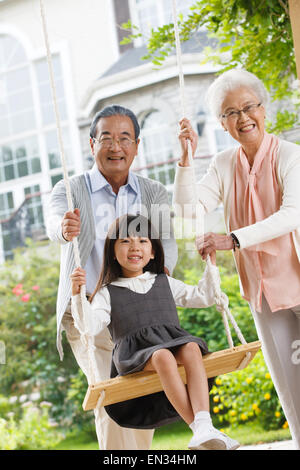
[171,0,248,351]
[39,0,98,386]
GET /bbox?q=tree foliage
[121,0,299,132]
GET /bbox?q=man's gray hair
[90,104,140,141]
[205,69,269,119]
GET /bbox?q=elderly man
[46,104,178,450]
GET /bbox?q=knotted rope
[171,0,248,351]
[39,0,98,385]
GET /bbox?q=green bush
[67,369,95,428]
[177,265,258,352]
[0,400,64,450]
[174,242,257,351]
[210,351,287,431]
[0,241,79,426]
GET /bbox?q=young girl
[71,214,239,451]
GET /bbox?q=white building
[1,0,295,262]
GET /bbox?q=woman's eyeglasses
[221,103,262,120]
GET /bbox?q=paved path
[238,440,294,450]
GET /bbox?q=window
[132,0,194,43]
[139,110,174,188]
[0,137,41,182]
[161,0,195,23]
[51,170,74,188]
[135,0,160,38]
[0,34,41,183]
[46,127,73,185]
[46,127,71,170]
[0,33,76,260]
[214,128,236,152]
[0,191,14,260]
[205,114,237,156]
[35,56,68,126]
[51,174,63,188]
[0,35,36,138]
[0,191,14,221]
[24,185,44,229]
[0,34,72,185]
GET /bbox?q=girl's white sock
[189,411,212,433]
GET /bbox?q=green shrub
[173,242,257,350]
[0,241,79,426]
[0,401,64,450]
[67,369,94,428]
[210,351,287,431]
[178,267,258,352]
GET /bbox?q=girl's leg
[174,342,239,450]
[174,342,210,415]
[143,348,194,424]
[62,307,154,450]
[144,344,240,450]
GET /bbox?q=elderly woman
[173,69,300,449]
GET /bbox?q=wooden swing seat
[83,340,261,411]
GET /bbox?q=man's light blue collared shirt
[84,164,141,294]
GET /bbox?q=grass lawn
[54,421,292,450]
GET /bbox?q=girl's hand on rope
[178,118,198,166]
[70,267,86,295]
[196,233,234,260]
[62,208,81,241]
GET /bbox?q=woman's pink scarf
[230,132,280,255]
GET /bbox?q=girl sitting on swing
[71,214,239,450]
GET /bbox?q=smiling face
[114,236,155,278]
[220,86,266,156]
[90,115,139,182]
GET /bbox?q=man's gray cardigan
[46,174,178,359]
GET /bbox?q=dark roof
[101,31,214,78]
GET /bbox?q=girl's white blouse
[71,265,221,337]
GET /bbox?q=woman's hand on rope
[62,208,81,241]
[196,233,234,260]
[178,118,198,166]
[70,267,86,295]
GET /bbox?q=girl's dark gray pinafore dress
[104,273,212,429]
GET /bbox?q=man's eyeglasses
[221,103,262,120]
[92,136,136,149]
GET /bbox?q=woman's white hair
[205,69,269,119]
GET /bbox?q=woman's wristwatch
[230,233,240,251]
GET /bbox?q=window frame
[0,34,75,189]
[136,109,175,191]
[128,0,195,47]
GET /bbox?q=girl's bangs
[110,214,158,240]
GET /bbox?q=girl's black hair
[89,214,165,302]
